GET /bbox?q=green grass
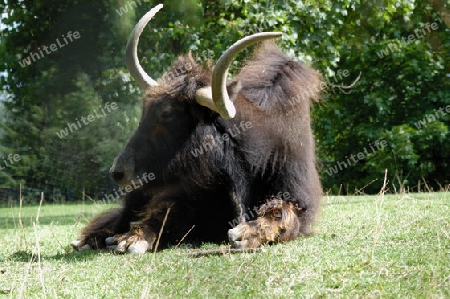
[1,192,449,298]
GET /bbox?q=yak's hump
[235,41,322,112]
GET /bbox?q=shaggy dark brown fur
[71,41,323,253]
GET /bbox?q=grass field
[0,192,449,298]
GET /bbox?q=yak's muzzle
[109,150,136,187]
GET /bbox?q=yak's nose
[109,151,135,186]
[109,169,125,184]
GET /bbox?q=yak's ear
[188,97,215,125]
[195,81,242,118]
[226,80,242,102]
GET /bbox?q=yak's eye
[159,110,173,119]
[159,105,185,121]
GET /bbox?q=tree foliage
[315,0,450,193]
[0,0,141,197]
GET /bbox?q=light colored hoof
[105,236,116,245]
[127,240,149,254]
[70,240,81,249]
[228,224,246,242]
[70,240,91,250]
[232,240,249,249]
[115,241,127,254]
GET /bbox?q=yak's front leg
[228,196,302,248]
[71,207,132,250]
[106,200,172,254]
[71,189,151,251]
[107,198,194,254]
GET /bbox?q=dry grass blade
[152,207,171,263]
[174,225,196,249]
[370,169,388,262]
[33,222,46,295]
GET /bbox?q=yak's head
[109,4,281,190]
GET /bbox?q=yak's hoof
[231,240,249,249]
[70,240,91,251]
[228,224,262,249]
[105,236,118,250]
[106,233,153,254]
[117,239,149,254]
[228,226,244,244]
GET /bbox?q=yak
[71,4,323,253]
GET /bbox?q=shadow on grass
[50,249,118,262]
[7,248,116,263]
[47,242,233,262]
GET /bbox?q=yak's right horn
[196,32,282,119]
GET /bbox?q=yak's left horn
[126,4,163,89]
[196,32,282,119]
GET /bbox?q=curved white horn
[126,4,163,89]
